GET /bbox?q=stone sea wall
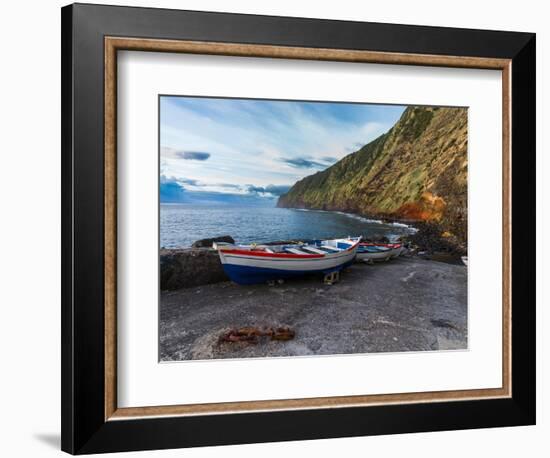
[160,248,228,291]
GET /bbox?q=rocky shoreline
[406,221,466,262]
[335,208,466,256]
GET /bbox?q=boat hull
[218,240,359,285]
[221,258,356,285]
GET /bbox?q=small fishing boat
[359,242,404,259]
[356,243,393,263]
[215,237,361,285]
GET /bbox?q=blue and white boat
[356,242,406,262]
[356,243,394,263]
[215,237,361,285]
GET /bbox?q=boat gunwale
[219,238,360,260]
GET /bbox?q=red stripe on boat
[220,249,323,259]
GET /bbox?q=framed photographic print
[61,3,536,454]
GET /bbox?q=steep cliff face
[277,106,468,242]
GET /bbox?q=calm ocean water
[160,203,415,248]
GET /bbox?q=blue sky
[160,96,405,202]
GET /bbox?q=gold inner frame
[104,37,512,421]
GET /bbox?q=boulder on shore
[191,235,235,248]
[160,248,228,291]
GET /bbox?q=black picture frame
[61,3,535,454]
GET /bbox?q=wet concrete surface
[160,257,467,361]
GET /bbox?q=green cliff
[277,106,468,243]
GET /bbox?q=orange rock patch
[393,192,446,222]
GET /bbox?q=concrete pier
[160,257,467,361]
